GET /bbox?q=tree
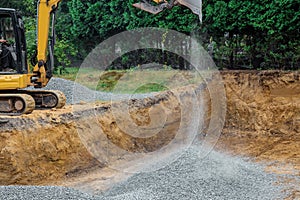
[202,0,300,69]
[0,0,36,16]
[5,0,298,70]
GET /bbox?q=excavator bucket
[133,0,202,22]
[178,0,201,22]
[133,2,164,15]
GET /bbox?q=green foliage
[0,0,36,16]
[3,0,299,70]
[23,17,36,60]
[24,16,78,74]
[202,0,300,69]
[53,39,78,74]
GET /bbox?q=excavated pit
[0,83,212,185]
[0,70,299,197]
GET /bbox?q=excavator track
[22,90,66,109]
[0,94,35,115]
[0,90,66,115]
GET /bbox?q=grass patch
[55,67,79,81]
[54,67,203,93]
[135,83,168,93]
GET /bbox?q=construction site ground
[0,70,299,199]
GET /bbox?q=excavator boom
[33,0,62,88]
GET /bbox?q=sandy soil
[0,70,299,198]
[216,71,300,199]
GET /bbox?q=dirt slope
[218,71,300,167]
[217,71,300,199]
[0,86,205,185]
[0,70,299,198]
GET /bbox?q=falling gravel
[0,145,288,200]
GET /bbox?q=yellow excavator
[0,0,65,115]
[0,0,200,115]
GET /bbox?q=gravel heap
[41,78,156,104]
[100,145,286,200]
[0,186,96,200]
[0,145,287,200]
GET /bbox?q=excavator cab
[0,9,28,74]
[0,7,65,115]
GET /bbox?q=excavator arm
[32,0,200,88]
[0,0,199,115]
[133,0,202,22]
[32,0,61,88]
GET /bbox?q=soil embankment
[218,71,300,199]
[0,71,299,196]
[219,71,300,169]
[0,88,203,185]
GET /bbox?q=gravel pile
[0,186,96,200]
[0,145,287,200]
[41,78,156,104]
[100,145,286,200]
